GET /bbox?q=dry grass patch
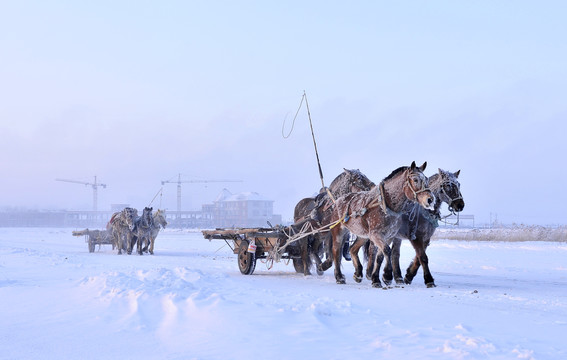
[433,225,567,242]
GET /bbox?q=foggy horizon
[2,1,566,226]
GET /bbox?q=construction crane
[161,174,242,213]
[55,176,107,211]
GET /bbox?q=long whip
[283,91,335,203]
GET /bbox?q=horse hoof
[404,277,413,285]
[366,274,372,281]
[382,277,392,286]
[395,277,404,285]
[426,282,437,288]
[353,274,363,283]
[336,277,346,284]
[316,268,324,276]
[372,282,382,288]
[149,251,154,255]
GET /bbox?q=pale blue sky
[1,1,566,225]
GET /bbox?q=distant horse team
[106,207,168,255]
[293,161,464,288]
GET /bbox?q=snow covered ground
[1,228,566,360]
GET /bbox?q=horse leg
[404,253,420,285]
[148,236,155,255]
[114,232,122,255]
[137,235,144,255]
[414,236,435,287]
[309,235,324,275]
[331,226,346,284]
[300,237,312,276]
[391,237,404,284]
[349,237,366,283]
[403,237,421,284]
[366,241,378,280]
[369,232,392,288]
[126,233,133,255]
[317,232,333,272]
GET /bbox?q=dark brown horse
[324,162,435,287]
[292,169,375,275]
[356,169,464,287]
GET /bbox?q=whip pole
[303,91,336,203]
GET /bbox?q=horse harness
[335,168,431,228]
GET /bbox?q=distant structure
[164,189,281,228]
[0,190,282,228]
[211,189,280,228]
[160,173,242,213]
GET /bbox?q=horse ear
[419,161,427,172]
[411,161,417,170]
[454,170,461,178]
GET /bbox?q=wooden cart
[72,229,114,253]
[202,226,308,275]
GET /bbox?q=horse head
[123,207,138,230]
[344,168,376,193]
[329,168,375,198]
[154,209,168,228]
[403,161,435,211]
[142,207,154,227]
[437,169,465,212]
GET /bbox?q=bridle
[405,170,431,202]
[440,179,463,213]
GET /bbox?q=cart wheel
[238,241,256,275]
[88,240,95,253]
[292,258,304,273]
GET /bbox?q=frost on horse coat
[292,169,375,275]
[325,162,435,288]
[107,207,138,255]
[357,168,464,287]
[131,207,154,255]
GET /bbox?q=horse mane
[382,166,408,182]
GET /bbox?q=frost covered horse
[131,207,154,255]
[107,207,138,255]
[324,162,435,287]
[142,209,167,255]
[292,169,376,275]
[361,169,464,287]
